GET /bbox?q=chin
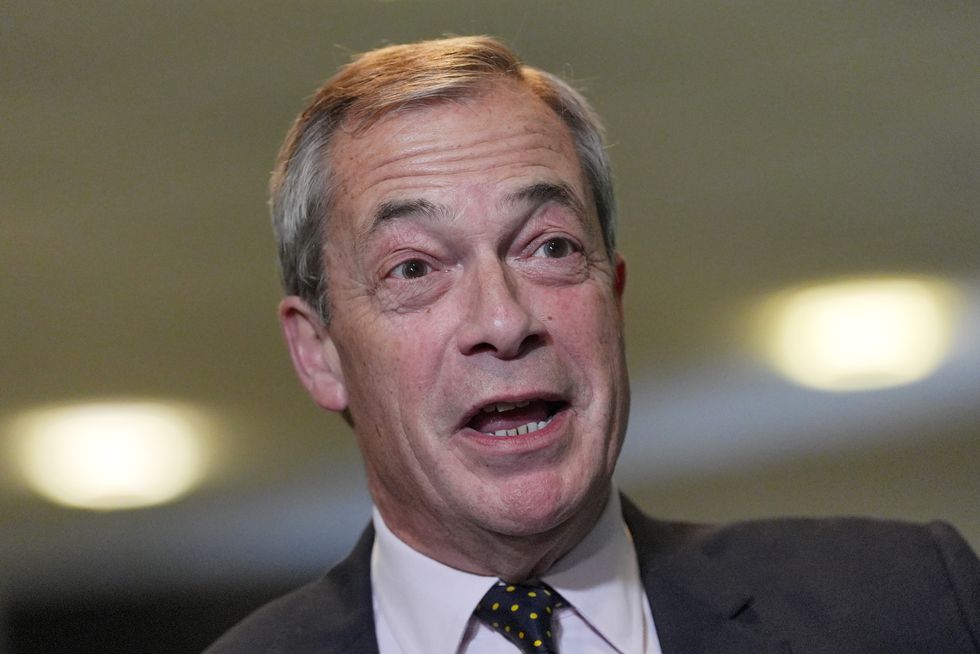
[476,474,595,537]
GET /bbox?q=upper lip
[455,391,567,432]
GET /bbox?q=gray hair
[270,36,617,323]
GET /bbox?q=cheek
[544,286,621,349]
[348,317,449,407]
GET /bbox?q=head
[275,36,629,575]
[271,35,617,323]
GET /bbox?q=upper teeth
[482,400,531,413]
[490,417,552,437]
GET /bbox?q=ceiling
[2,1,978,605]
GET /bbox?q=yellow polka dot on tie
[492,622,499,628]
[534,640,543,647]
[506,586,516,592]
[546,630,552,637]
[545,606,552,614]
[543,589,551,595]
[518,632,524,639]
[511,604,519,612]
[528,591,537,597]
[529,612,538,619]
[491,602,499,610]
[505,626,511,633]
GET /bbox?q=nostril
[515,332,545,357]
[468,342,497,355]
[464,333,543,358]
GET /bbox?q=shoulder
[623,494,979,579]
[696,515,974,588]
[623,497,980,648]
[204,526,377,654]
[664,512,968,566]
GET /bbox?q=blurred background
[2,1,978,652]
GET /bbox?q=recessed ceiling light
[758,276,957,392]
[13,401,209,510]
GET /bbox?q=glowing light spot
[14,401,210,510]
[759,277,956,391]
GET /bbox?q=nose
[456,259,545,359]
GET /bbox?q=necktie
[473,580,566,653]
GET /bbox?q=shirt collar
[371,489,645,654]
[543,491,647,654]
[371,508,497,654]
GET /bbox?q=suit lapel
[320,525,380,654]
[269,525,380,654]
[622,496,792,654]
[643,570,789,654]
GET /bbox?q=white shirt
[371,492,663,654]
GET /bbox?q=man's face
[319,83,628,548]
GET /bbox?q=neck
[374,485,611,580]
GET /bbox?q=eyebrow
[505,182,587,220]
[369,198,443,232]
[365,181,588,236]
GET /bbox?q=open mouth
[464,399,566,437]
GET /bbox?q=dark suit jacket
[205,497,980,653]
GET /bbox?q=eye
[533,237,577,259]
[390,258,432,280]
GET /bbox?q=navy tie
[473,580,566,653]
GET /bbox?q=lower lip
[459,407,569,453]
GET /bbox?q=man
[207,36,980,653]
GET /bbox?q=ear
[278,296,349,412]
[613,251,627,304]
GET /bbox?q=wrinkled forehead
[326,83,589,232]
[333,80,575,162]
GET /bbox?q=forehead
[327,83,587,234]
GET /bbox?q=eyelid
[370,227,443,276]
[385,255,436,279]
[529,235,582,257]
